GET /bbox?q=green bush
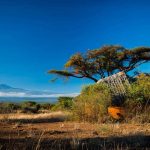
[21,101,37,107]
[125,74,150,122]
[51,97,73,111]
[40,103,54,110]
[72,83,112,123]
[21,101,40,113]
[125,74,150,108]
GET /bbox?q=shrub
[40,103,54,110]
[127,74,149,102]
[125,74,150,109]
[71,74,150,123]
[21,101,40,113]
[125,74,150,122]
[51,97,73,111]
[0,102,20,113]
[72,83,112,123]
[21,101,37,107]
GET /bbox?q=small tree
[48,45,150,82]
[52,97,73,111]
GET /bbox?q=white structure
[97,71,130,97]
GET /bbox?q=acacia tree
[48,45,150,82]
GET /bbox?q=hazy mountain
[0,84,13,90]
[0,84,28,92]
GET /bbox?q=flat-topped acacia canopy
[48,45,150,82]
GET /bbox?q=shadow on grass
[0,134,149,150]
[12,118,64,123]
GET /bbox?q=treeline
[0,96,73,114]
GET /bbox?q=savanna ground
[0,112,149,150]
[0,75,149,149]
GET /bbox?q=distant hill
[0,84,13,89]
[0,84,28,92]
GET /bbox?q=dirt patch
[0,113,150,149]
[0,121,150,149]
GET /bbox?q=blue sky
[0,0,150,93]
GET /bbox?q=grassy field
[0,112,149,150]
[0,75,149,149]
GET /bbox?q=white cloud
[0,92,79,98]
[0,92,26,97]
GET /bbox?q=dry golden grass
[0,111,67,122]
[94,123,150,137]
[0,110,149,149]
